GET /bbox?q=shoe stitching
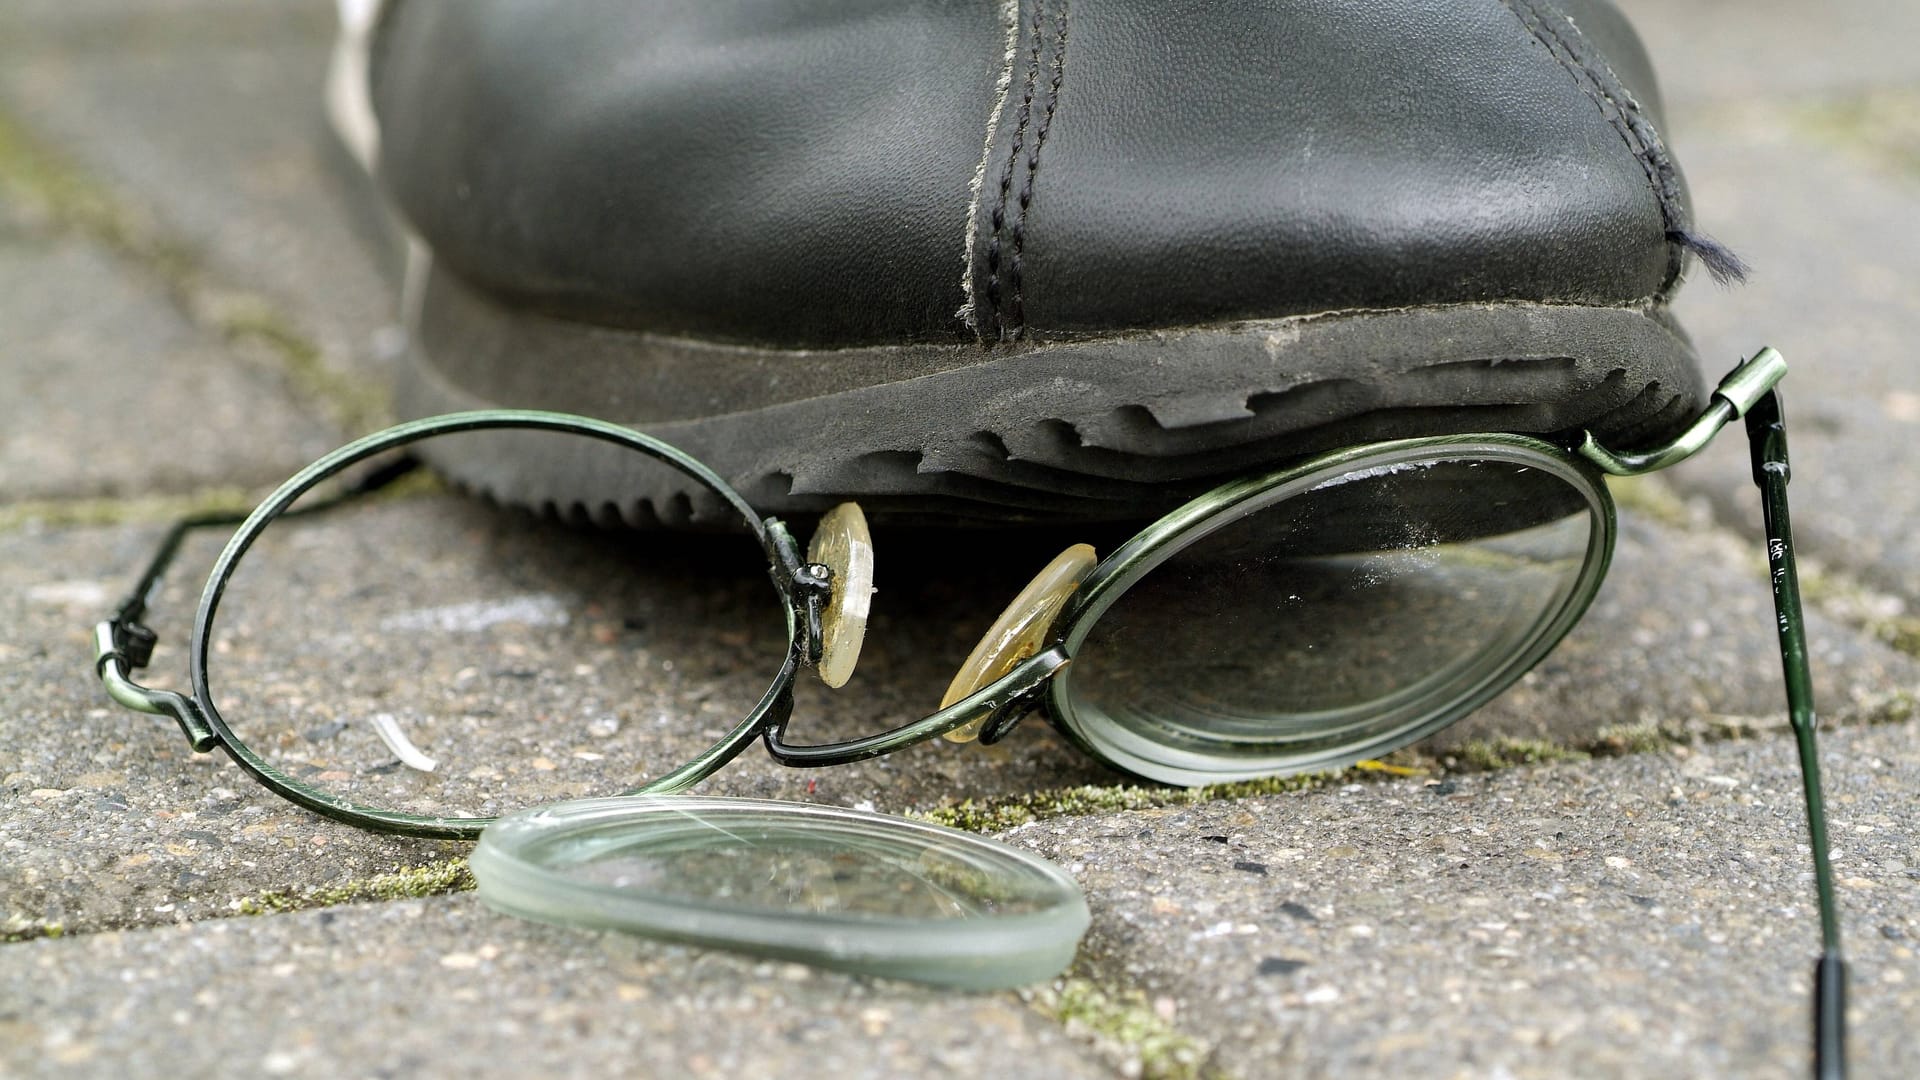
[1501,0,1745,292]
[956,0,1023,338]
[1501,0,1676,286]
[986,1,1049,342]
[1007,0,1069,342]
[1531,3,1747,284]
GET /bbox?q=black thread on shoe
[1007,1,1069,341]
[986,2,1049,342]
[1503,0,1747,289]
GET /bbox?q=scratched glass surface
[552,813,1060,919]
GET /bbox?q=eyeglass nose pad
[805,502,876,689]
[940,543,1097,743]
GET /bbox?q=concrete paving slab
[0,523,451,938]
[8,487,1912,941]
[0,1,397,394]
[0,221,338,501]
[0,894,1111,1080]
[1013,722,1920,1079]
[1644,100,1920,607]
[1616,0,1920,107]
[1451,509,1920,750]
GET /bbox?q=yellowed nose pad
[806,502,875,689]
[940,543,1097,743]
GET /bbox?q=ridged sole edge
[398,281,1702,528]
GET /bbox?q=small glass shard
[369,711,438,773]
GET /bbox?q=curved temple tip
[1815,952,1849,1080]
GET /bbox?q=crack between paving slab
[9,707,1911,947]
[907,692,1919,839]
[0,772,1393,947]
[8,475,1912,944]
[9,475,1913,979]
[0,106,390,438]
[1025,973,1235,1080]
[0,466,447,534]
[8,856,1232,1079]
[1,855,475,945]
[909,768,1383,833]
[227,857,475,918]
[1614,474,1920,661]
[1791,87,1920,181]
[0,488,257,533]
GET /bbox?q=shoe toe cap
[371,0,1694,349]
[983,0,1686,341]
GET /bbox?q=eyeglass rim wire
[87,349,1846,1075]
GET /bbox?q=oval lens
[1052,442,1611,784]
[472,796,1089,989]
[197,421,796,829]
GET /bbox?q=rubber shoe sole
[395,248,1701,527]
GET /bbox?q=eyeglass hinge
[762,518,833,667]
[92,621,220,752]
[975,675,1058,746]
[792,561,834,667]
[115,619,159,669]
[1577,346,1787,476]
[1713,346,1788,418]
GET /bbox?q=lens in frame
[199,425,795,825]
[1053,442,1611,784]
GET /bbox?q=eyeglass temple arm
[92,456,426,753]
[95,510,245,750]
[763,648,1068,767]
[1746,390,1847,1080]
[1580,346,1786,477]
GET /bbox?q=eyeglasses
[92,347,1845,1076]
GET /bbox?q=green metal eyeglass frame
[91,347,1846,1078]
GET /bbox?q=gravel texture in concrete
[1013,723,1919,1079]
[1445,511,1920,750]
[0,894,1112,1080]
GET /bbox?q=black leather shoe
[329,0,1735,526]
